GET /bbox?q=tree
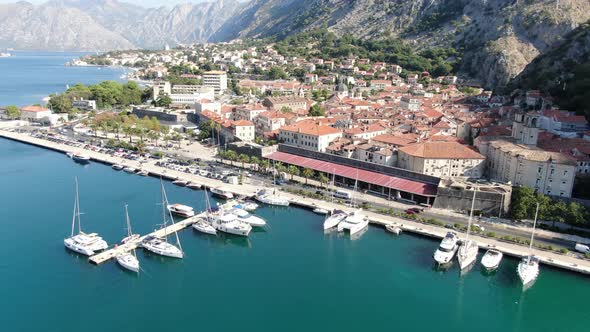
[287,165,300,180]
[302,168,314,185]
[280,106,293,113]
[238,154,250,168]
[250,156,260,170]
[153,93,172,108]
[260,159,270,173]
[318,173,329,187]
[48,94,73,113]
[226,150,238,166]
[147,130,159,146]
[5,105,21,120]
[310,104,325,117]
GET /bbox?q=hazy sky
[0,0,232,7]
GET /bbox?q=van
[575,243,590,254]
[333,190,352,200]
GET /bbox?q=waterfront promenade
[2,129,590,275]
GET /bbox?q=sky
[0,0,233,7]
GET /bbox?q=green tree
[287,165,300,180]
[318,173,329,187]
[153,93,172,108]
[5,105,21,120]
[302,168,314,185]
[250,156,261,170]
[280,106,293,113]
[310,104,325,116]
[48,94,73,113]
[226,150,238,166]
[238,154,250,168]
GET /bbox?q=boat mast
[529,203,539,258]
[160,179,168,243]
[352,170,359,209]
[465,187,477,242]
[161,180,183,253]
[75,177,82,234]
[204,188,211,222]
[124,204,136,258]
[71,181,77,237]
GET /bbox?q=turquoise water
[1,137,590,332]
[0,52,127,106]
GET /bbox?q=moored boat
[385,223,402,235]
[116,205,140,273]
[192,218,217,235]
[187,182,202,190]
[112,164,125,171]
[517,203,541,288]
[123,166,136,173]
[434,232,459,265]
[481,249,503,271]
[457,189,479,271]
[313,207,330,215]
[136,169,149,176]
[337,209,369,237]
[71,153,91,164]
[210,187,234,200]
[229,207,266,227]
[323,210,347,230]
[172,179,188,186]
[167,204,195,218]
[255,189,289,206]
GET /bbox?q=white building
[20,106,52,122]
[279,121,342,152]
[203,71,228,96]
[398,141,486,178]
[231,120,255,142]
[400,96,421,111]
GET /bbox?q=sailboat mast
[160,179,168,243]
[465,187,477,241]
[529,203,539,252]
[71,186,77,237]
[75,177,82,234]
[161,180,183,253]
[125,204,137,258]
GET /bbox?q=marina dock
[2,130,590,275]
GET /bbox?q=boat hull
[116,253,139,273]
[192,222,217,235]
[142,241,183,259]
[64,238,94,256]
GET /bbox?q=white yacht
[64,177,108,256]
[172,179,188,186]
[233,201,258,212]
[434,232,459,265]
[209,210,252,237]
[167,204,195,217]
[142,181,184,259]
[518,203,541,288]
[70,153,91,164]
[385,223,402,235]
[457,189,479,271]
[116,205,140,273]
[323,210,347,230]
[112,164,125,171]
[123,166,136,173]
[481,249,503,271]
[337,209,369,236]
[210,187,234,200]
[187,182,202,190]
[136,169,149,176]
[192,218,217,235]
[313,207,330,215]
[255,189,290,206]
[229,207,266,227]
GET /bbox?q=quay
[2,130,590,275]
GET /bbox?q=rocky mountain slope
[0,0,243,51]
[212,0,590,89]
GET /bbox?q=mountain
[509,21,590,118]
[211,0,590,89]
[0,0,244,51]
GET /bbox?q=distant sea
[0,51,127,106]
[1,52,590,332]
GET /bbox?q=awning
[266,151,437,196]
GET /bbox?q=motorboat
[255,189,290,206]
[123,166,136,173]
[172,179,188,186]
[457,189,479,271]
[313,207,330,215]
[141,236,183,258]
[0,52,11,57]
[233,201,258,212]
[323,210,347,230]
[481,249,503,271]
[112,164,125,171]
[192,218,217,235]
[136,169,149,176]
[187,182,202,190]
[210,187,234,200]
[518,255,540,287]
[229,207,266,227]
[209,211,252,237]
[337,209,369,236]
[64,177,108,256]
[116,205,140,273]
[71,153,91,164]
[141,180,184,258]
[385,223,402,235]
[518,203,541,288]
[434,232,459,265]
[167,204,195,217]
[457,240,479,270]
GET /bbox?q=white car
[575,243,590,254]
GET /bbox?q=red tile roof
[399,141,484,159]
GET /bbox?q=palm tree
[147,130,159,147]
[250,156,260,171]
[260,159,270,173]
[287,165,300,180]
[238,154,250,168]
[112,122,122,141]
[226,150,238,166]
[100,122,110,138]
[172,132,182,149]
[276,162,287,174]
[122,125,133,143]
[318,173,329,188]
[302,168,314,185]
[135,140,146,154]
[90,123,99,137]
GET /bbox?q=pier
[2,129,590,275]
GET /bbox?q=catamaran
[457,189,479,271]
[323,171,346,230]
[141,181,184,259]
[64,177,108,256]
[517,203,540,288]
[335,173,368,237]
[116,205,140,273]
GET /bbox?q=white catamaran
[457,188,479,271]
[517,203,540,288]
[141,180,184,259]
[336,173,369,237]
[64,177,108,256]
[116,205,140,273]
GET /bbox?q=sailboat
[64,177,108,256]
[337,172,369,237]
[116,205,140,273]
[457,188,479,271]
[324,170,346,230]
[192,188,217,235]
[255,161,290,206]
[517,203,540,288]
[141,180,184,258]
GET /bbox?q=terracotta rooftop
[399,141,485,159]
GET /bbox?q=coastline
[2,129,590,276]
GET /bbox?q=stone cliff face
[0,0,243,51]
[212,0,590,89]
